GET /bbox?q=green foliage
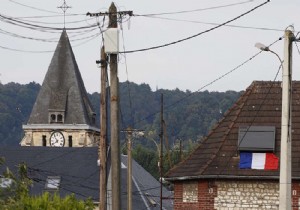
[0,81,240,150]
[1,193,94,210]
[16,193,94,210]
[132,144,159,178]
[0,82,40,146]
[131,140,199,180]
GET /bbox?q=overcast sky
[0,0,299,93]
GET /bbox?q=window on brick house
[183,182,198,203]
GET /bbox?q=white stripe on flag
[252,153,266,169]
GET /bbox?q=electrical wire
[8,0,61,14]
[0,28,103,52]
[134,0,256,16]
[11,16,96,25]
[216,64,283,176]
[10,14,84,19]
[295,42,300,56]
[132,36,282,128]
[0,45,53,53]
[120,20,134,128]
[122,0,270,54]
[29,142,98,168]
[139,15,284,32]
[0,13,99,31]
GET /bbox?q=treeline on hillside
[0,81,241,147]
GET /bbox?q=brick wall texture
[174,180,300,210]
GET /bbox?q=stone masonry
[214,180,279,210]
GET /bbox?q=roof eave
[164,175,300,182]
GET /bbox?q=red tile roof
[166,81,300,180]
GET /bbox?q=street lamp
[255,29,294,210]
[255,42,283,65]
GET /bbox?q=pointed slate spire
[28,30,96,126]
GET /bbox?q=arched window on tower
[50,114,56,123]
[57,114,63,123]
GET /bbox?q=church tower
[20,30,99,147]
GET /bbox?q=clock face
[50,131,65,147]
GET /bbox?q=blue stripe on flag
[239,152,252,169]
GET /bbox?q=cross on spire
[57,0,71,28]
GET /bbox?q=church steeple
[21,30,99,147]
[28,30,95,126]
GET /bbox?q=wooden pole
[160,93,163,210]
[109,3,121,210]
[179,139,182,161]
[127,127,133,210]
[99,46,107,210]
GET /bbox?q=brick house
[165,81,300,210]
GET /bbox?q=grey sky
[0,0,299,93]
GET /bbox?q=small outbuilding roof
[166,81,300,181]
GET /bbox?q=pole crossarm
[86,11,133,17]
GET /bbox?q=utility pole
[87,4,133,210]
[179,139,182,161]
[279,29,294,210]
[123,128,144,210]
[99,46,107,210]
[127,127,133,210]
[108,3,121,210]
[159,93,164,210]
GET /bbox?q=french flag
[239,152,279,170]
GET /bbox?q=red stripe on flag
[265,153,279,170]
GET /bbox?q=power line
[8,0,61,14]
[139,15,284,32]
[9,14,84,19]
[0,13,99,31]
[216,63,283,176]
[0,45,53,53]
[295,42,300,56]
[29,142,98,167]
[120,21,134,128]
[11,16,95,25]
[132,36,281,128]
[122,0,270,54]
[134,0,256,16]
[0,28,103,53]
[0,34,101,53]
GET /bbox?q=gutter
[164,175,300,182]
